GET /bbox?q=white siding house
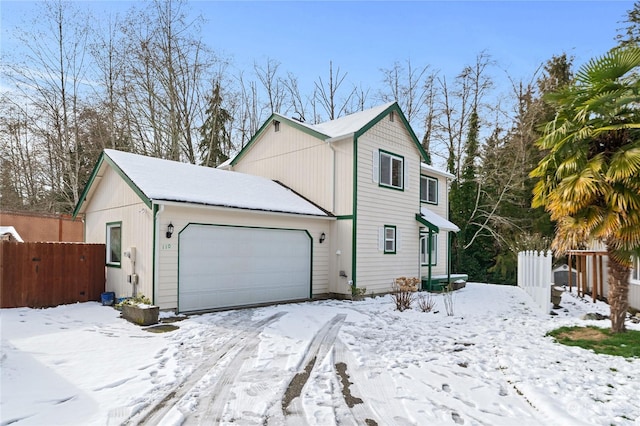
[228,102,460,296]
[75,150,332,312]
[75,103,459,312]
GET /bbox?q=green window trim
[420,175,438,204]
[384,225,397,254]
[106,221,122,268]
[379,149,404,191]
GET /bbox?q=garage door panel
[179,225,311,312]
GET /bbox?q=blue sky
[0,1,634,99]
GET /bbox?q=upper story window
[274,120,280,132]
[420,175,438,204]
[632,256,640,282]
[106,222,122,267]
[379,150,404,190]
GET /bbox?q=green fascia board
[231,113,331,166]
[354,102,430,163]
[415,213,439,233]
[73,151,106,218]
[73,151,152,219]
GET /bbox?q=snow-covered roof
[419,207,459,232]
[421,163,455,179]
[272,102,395,140]
[0,226,24,242]
[102,150,328,217]
[311,102,395,138]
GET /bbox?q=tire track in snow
[122,311,286,426]
[332,338,411,426]
[281,313,347,424]
[182,310,288,425]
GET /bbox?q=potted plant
[117,294,159,326]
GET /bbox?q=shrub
[442,289,455,316]
[349,282,367,298]
[391,277,419,311]
[416,292,437,313]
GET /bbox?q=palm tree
[531,47,640,333]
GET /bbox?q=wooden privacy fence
[1,241,106,308]
[517,250,553,314]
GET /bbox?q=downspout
[447,232,451,287]
[324,133,353,213]
[153,203,164,306]
[325,139,336,213]
[428,229,433,291]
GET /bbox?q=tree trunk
[606,244,630,333]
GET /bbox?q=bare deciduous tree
[254,58,287,115]
[314,61,356,121]
[3,0,93,212]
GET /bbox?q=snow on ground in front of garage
[2,283,640,425]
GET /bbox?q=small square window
[106,222,121,267]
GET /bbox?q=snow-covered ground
[1,283,639,426]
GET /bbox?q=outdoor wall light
[320,232,326,243]
[166,222,174,239]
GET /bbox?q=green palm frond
[533,46,640,254]
[605,183,640,212]
[576,47,640,86]
[606,147,640,181]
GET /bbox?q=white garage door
[178,224,311,312]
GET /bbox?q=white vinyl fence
[517,250,553,314]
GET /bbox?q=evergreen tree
[198,83,232,168]
[450,107,495,281]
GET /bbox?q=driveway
[2,283,638,425]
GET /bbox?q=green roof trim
[354,103,430,163]
[415,213,439,233]
[72,151,152,219]
[231,113,330,166]
[73,151,105,218]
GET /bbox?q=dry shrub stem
[391,277,419,311]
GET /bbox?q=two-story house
[74,102,460,312]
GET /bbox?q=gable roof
[231,102,429,166]
[74,150,330,218]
